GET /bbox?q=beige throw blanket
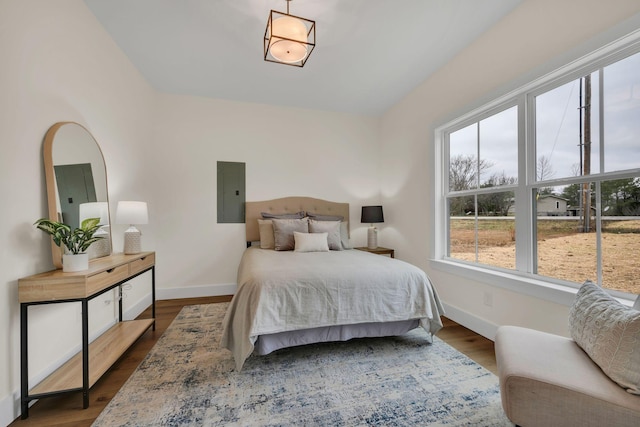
[221,247,445,370]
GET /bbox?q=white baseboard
[441,302,499,341]
[157,283,237,300]
[123,293,153,321]
[1,391,17,427]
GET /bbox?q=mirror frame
[43,122,112,268]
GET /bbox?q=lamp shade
[116,201,148,225]
[264,6,315,67]
[270,16,309,63]
[361,206,384,223]
[79,202,109,226]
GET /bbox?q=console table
[18,252,156,419]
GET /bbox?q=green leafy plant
[34,218,105,255]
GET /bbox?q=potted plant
[34,217,105,272]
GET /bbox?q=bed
[220,197,445,370]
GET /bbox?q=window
[440,42,640,297]
[447,106,518,270]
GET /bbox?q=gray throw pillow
[308,219,342,251]
[261,211,305,219]
[306,212,344,222]
[272,218,308,251]
[569,280,640,395]
[340,221,352,249]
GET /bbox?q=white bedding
[220,247,445,370]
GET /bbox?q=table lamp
[116,201,148,254]
[361,205,384,249]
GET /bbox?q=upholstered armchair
[495,284,640,427]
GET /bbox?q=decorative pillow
[261,211,305,219]
[340,221,352,249]
[308,219,342,251]
[272,218,309,251]
[257,219,275,249]
[569,280,640,394]
[294,231,329,252]
[306,212,344,222]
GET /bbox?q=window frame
[432,31,640,305]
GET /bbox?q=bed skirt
[254,319,422,355]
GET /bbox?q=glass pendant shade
[264,8,315,67]
[269,16,308,63]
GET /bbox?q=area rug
[93,303,512,426]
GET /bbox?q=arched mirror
[43,122,112,268]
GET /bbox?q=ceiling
[85,0,522,116]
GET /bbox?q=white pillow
[294,231,329,252]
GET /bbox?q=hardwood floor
[10,296,496,426]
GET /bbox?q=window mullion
[476,122,481,189]
[599,67,605,187]
[515,93,532,273]
[596,68,605,286]
[595,181,603,285]
[474,195,479,263]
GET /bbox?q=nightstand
[355,246,395,258]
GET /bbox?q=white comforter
[221,247,445,370]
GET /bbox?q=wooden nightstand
[355,246,395,258]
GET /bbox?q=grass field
[450,218,640,295]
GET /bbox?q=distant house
[537,195,568,216]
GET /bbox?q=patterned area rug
[93,303,512,426]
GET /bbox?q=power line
[547,80,578,161]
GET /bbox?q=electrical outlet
[483,291,493,307]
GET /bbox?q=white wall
[0,2,381,423]
[4,0,640,425]
[379,0,640,339]
[0,1,155,424]
[148,94,380,298]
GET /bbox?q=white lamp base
[123,226,142,254]
[367,226,378,249]
[91,227,111,258]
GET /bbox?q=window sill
[428,259,636,308]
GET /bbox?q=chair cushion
[495,325,640,427]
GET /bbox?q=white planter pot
[62,253,89,272]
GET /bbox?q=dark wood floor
[10,296,496,426]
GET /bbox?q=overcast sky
[450,50,640,188]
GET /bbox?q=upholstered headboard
[245,196,350,243]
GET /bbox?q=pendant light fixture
[264,0,315,67]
